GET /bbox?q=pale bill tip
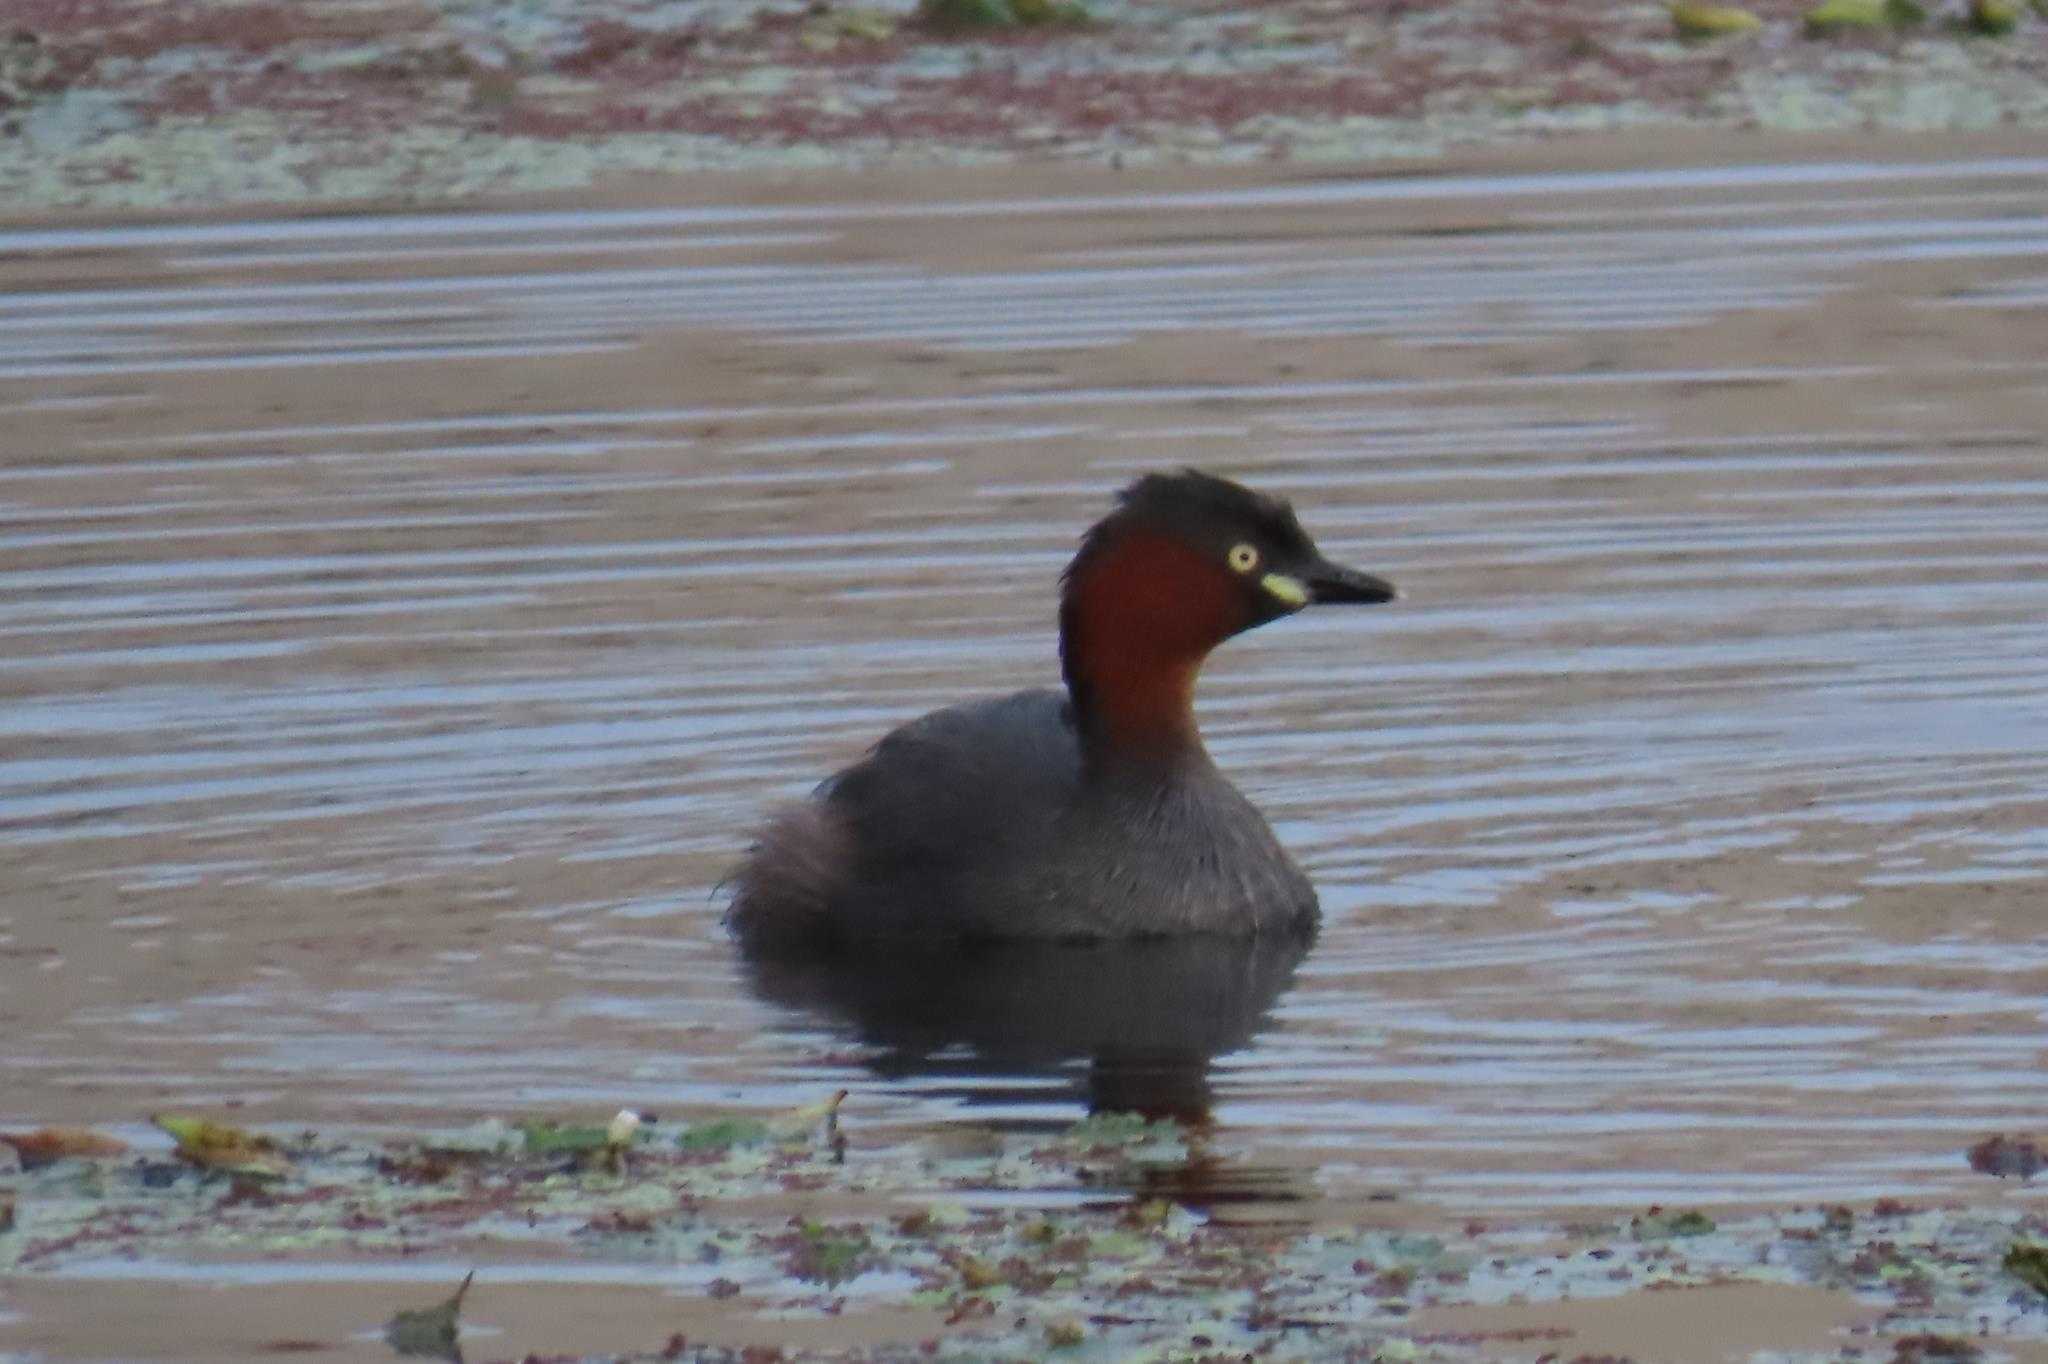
[1260,573,1309,608]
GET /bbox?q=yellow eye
[1227,543,1260,574]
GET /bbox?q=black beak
[1305,558,1399,605]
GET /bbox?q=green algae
[1670,2,1765,40]
[1631,1207,1719,1239]
[914,0,1089,32]
[914,0,1017,31]
[5,1113,2048,1361]
[1803,0,1927,33]
[513,1118,618,1155]
[1966,0,2022,32]
[2007,1241,2048,1298]
[676,1117,774,1151]
[786,1220,875,1286]
[1062,1111,1175,1146]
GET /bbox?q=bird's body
[735,688,1316,951]
[726,470,1395,956]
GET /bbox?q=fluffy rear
[725,689,1080,953]
[725,799,852,955]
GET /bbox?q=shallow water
[3,146,2047,1220]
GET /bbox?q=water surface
[3,149,2047,1218]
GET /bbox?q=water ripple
[2,155,2046,1215]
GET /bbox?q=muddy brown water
[3,136,2048,1244]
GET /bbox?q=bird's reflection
[739,932,1311,1126]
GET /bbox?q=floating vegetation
[800,5,900,51]
[4,1110,2048,1360]
[0,1127,128,1171]
[1630,1206,1718,1239]
[1967,0,2023,33]
[515,1116,620,1157]
[4,0,2047,208]
[385,1270,472,1360]
[152,1113,291,1181]
[2008,1242,2048,1299]
[914,0,1091,33]
[1669,2,1765,40]
[1803,0,1928,34]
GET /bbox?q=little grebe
[726,469,1396,955]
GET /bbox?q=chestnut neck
[1059,527,1245,774]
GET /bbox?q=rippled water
[3,152,2047,1216]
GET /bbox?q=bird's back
[726,689,1084,951]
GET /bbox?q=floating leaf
[0,1127,128,1170]
[1968,0,2021,32]
[677,1117,772,1152]
[677,1091,845,1152]
[1803,0,1880,28]
[385,1270,472,1360]
[786,1221,871,1286]
[1630,1207,1717,1239]
[804,5,898,46]
[424,1119,515,1157]
[1802,0,1922,31]
[956,1254,1004,1290]
[1011,0,1091,24]
[1670,2,1763,39]
[375,1150,461,1185]
[840,7,899,39]
[152,1114,289,1180]
[515,1119,612,1156]
[515,1110,654,1170]
[1088,1229,1151,1260]
[2006,1242,2048,1298]
[1064,1111,1181,1148]
[916,0,1016,31]
[1120,1197,1172,1230]
[1044,1317,1086,1348]
[1385,1233,1447,1265]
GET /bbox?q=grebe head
[1058,469,1397,764]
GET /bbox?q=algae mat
[4,1113,2047,1361]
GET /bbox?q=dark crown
[1111,469,1308,548]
